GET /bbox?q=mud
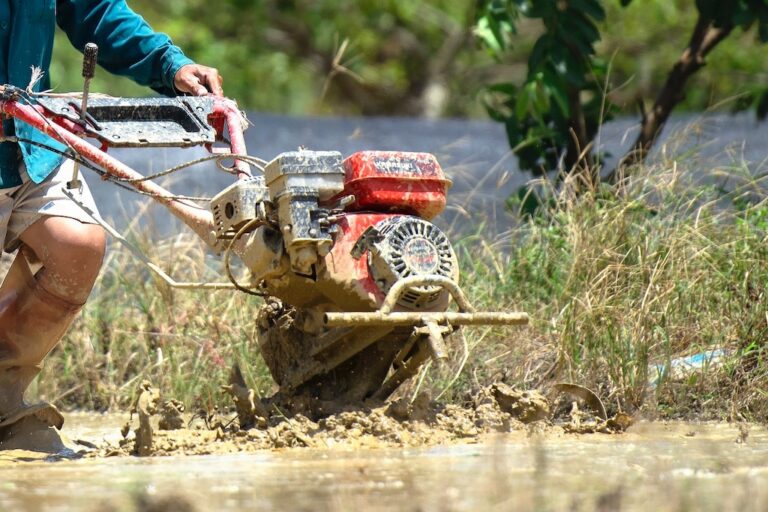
[130,381,159,457]
[3,419,767,512]
[89,378,629,458]
[220,365,268,430]
[158,399,185,431]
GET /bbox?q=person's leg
[0,160,105,452]
[18,216,106,304]
[0,215,106,379]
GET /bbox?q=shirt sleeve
[55,0,195,96]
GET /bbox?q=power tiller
[0,49,528,403]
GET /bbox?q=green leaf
[570,0,606,21]
[547,83,570,117]
[521,1,552,19]
[515,84,531,120]
[541,67,570,116]
[561,12,601,48]
[504,116,525,147]
[548,43,588,87]
[475,16,505,54]
[533,78,551,113]
[732,3,757,27]
[487,82,519,96]
[528,34,552,72]
[483,98,508,123]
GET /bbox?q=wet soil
[2,419,767,512]
[78,380,629,458]
[7,379,766,511]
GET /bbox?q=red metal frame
[0,96,249,245]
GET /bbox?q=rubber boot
[0,252,83,454]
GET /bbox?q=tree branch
[607,15,733,183]
[419,3,477,117]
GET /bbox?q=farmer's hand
[174,64,224,97]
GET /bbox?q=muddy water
[1,417,767,512]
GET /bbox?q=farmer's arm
[55,0,222,96]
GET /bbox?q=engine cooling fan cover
[368,216,457,309]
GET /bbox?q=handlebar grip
[82,43,99,80]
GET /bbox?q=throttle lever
[68,43,98,190]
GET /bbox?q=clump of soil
[131,381,159,457]
[220,365,268,430]
[158,400,186,431]
[91,377,632,458]
[491,382,550,423]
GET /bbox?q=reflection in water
[0,419,767,511]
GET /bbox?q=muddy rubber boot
[0,252,84,454]
[0,402,67,453]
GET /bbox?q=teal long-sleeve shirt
[0,0,194,189]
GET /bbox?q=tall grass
[35,148,768,421]
[429,151,768,420]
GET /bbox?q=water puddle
[0,418,766,511]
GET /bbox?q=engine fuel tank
[340,151,452,220]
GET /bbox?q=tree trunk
[565,86,596,188]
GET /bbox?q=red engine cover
[340,151,452,220]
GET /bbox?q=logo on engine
[402,237,440,274]
[373,158,420,175]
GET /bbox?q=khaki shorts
[0,159,101,252]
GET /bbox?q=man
[0,0,223,453]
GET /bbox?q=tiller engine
[214,149,527,401]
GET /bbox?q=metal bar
[392,331,420,367]
[380,275,476,314]
[62,189,236,290]
[214,99,252,180]
[324,311,529,327]
[423,320,448,361]
[0,100,216,247]
[373,338,432,401]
